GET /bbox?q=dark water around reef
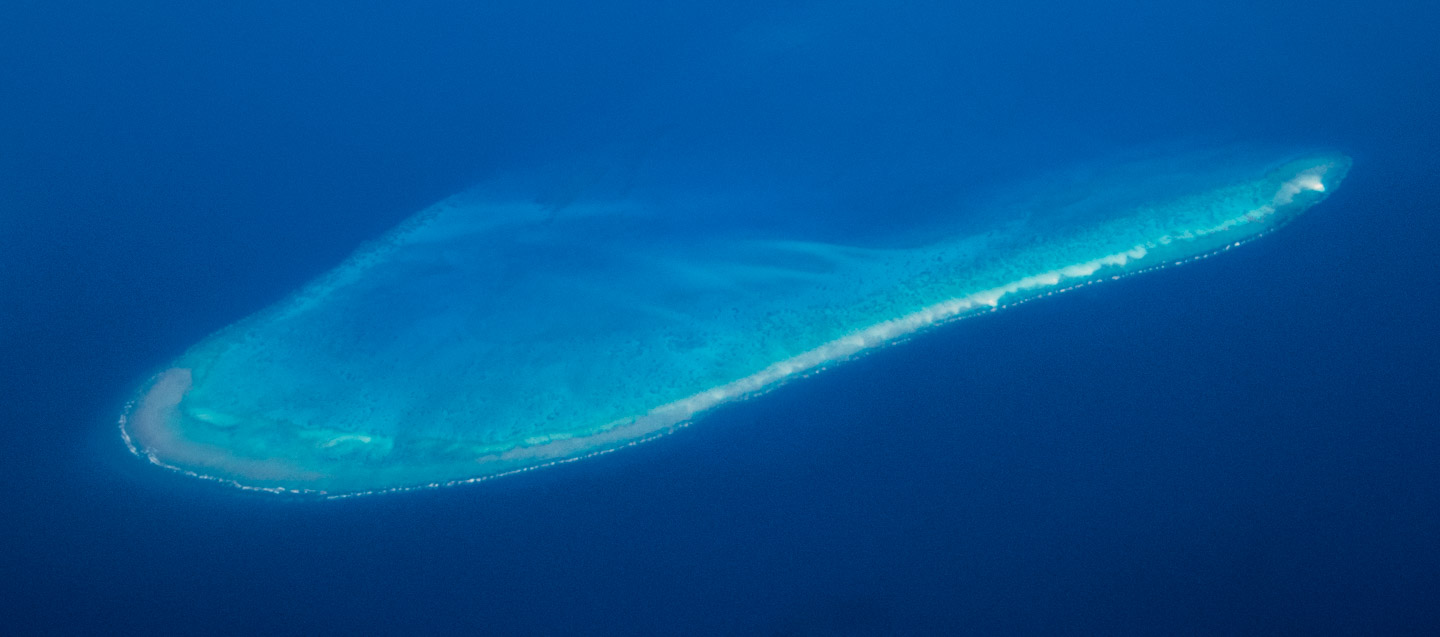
[3,1,1439,634]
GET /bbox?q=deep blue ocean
[3,1,1439,634]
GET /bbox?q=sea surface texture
[3,0,1438,634]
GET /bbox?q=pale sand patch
[125,368,324,484]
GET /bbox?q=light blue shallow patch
[122,150,1351,495]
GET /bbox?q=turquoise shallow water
[122,150,1350,495]
[11,0,1440,632]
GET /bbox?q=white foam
[497,164,1338,469]
[1273,165,1332,205]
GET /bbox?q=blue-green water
[124,151,1350,495]
[6,0,1438,633]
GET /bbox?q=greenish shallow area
[123,151,1351,495]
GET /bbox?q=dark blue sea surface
[3,1,1438,634]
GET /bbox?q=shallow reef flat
[121,150,1351,496]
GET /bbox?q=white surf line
[118,167,1334,498]
[481,167,1333,472]
[112,226,1277,500]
